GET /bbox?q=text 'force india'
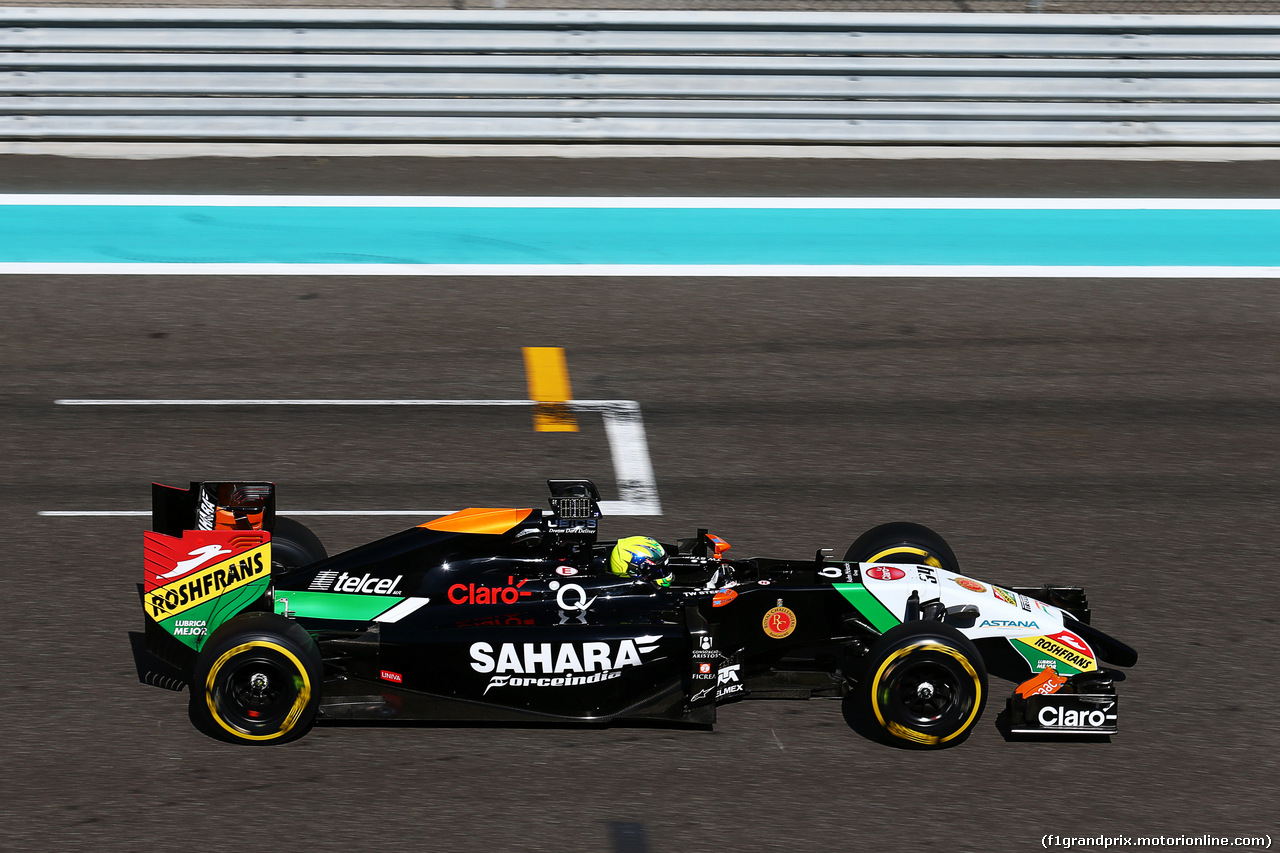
[138,479,1137,747]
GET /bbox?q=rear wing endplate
[152,481,277,536]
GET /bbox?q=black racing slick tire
[189,612,322,746]
[856,622,987,749]
[844,522,960,574]
[271,516,327,570]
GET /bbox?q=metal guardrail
[1,8,1279,144]
[13,2,1280,14]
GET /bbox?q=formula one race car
[137,479,1137,747]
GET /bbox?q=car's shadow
[839,692,919,749]
[129,630,187,692]
[311,718,713,732]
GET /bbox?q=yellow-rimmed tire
[844,522,960,574]
[189,613,322,746]
[857,622,987,749]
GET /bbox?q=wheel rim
[220,656,298,728]
[206,641,311,740]
[872,641,982,745]
[888,659,962,726]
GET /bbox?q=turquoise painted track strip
[2,203,1279,266]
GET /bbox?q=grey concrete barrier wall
[2,8,1279,144]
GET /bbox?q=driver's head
[610,536,671,587]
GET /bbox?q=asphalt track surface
[1,156,1277,853]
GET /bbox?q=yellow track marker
[523,346,578,432]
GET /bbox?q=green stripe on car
[275,590,404,621]
[833,583,900,633]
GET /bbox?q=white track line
[55,398,535,406]
[39,510,151,517]
[37,510,452,517]
[3,195,1279,209]
[10,263,1280,278]
[593,401,661,515]
[45,398,662,517]
[4,143,1280,161]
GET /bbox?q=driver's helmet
[610,536,671,587]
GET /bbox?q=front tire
[189,612,322,745]
[857,622,987,748]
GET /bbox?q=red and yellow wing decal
[143,530,270,622]
[1013,629,1097,674]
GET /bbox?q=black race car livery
[137,479,1137,747]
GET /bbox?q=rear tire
[844,522,959,573]
[189,612,322,745]
[856,621,987,748]
[271,516,327,570]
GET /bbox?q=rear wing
[152,481,276,536]
[144,482,277,657]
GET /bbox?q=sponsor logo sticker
[380,670,403,684]
[993,586,1018,606]
[159,544,233,579]
[865,566,906,581]
[763,606,797,640]
[954,577,988,594]
[312,571,404,595]
[470,636,662,694]
[692,633,718,659]
[818,564,854,582]
[716,662,745,700]
[453,614,535,628]
[1037,701,1116,729]
[145,538,270,620]
[698,663,712,674]
[1015,668,1067,698]
[549,581,596,612]
[712,588,738,608]
[448,576,532,605]
[309,570,339,591]
[1051,630,1092,654]
[1017,630,1096,672]
[979,619,1039,630]
[547,518,596,536]
[554,566,578,577]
